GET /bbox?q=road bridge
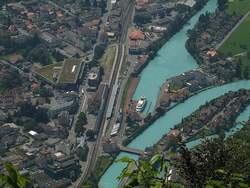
[118,145,145,156]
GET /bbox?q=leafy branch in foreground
[116,154,184,188]
[0,163,31,188]
[117,127,250,188]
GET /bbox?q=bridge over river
[118,145,145,156]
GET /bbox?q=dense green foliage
[117,154,183,188]
[218,0,228,11]
[0,69,22,92]
[75,112,88,136]
[0,163,31,188]
[19,103,49,123]
[219,14,250,79]
[118,123,250,188]
[94,44,106,60]
[86,129,95,140]
[134,12,152,25]
[33,87,53,98]
[27,44,52,66]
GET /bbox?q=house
[40,32,61,48]
[58,111,70,127]
[0,88,24,110]
[31,170,71,188]
[45,152,80,180]
[129,30,145,40]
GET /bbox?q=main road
[75,0,135,187]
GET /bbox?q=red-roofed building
[129,30,145,40]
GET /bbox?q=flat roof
[106,84,119,119]
[28,130,38,136]
[58,58,82,84]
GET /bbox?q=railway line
[75,0,135,187]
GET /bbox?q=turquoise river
[99,0,250,187]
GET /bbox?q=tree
[75,122,86,136]
[86,129,95,140]
[76,145,89,161]
[243,65,249,79]
[34,108,49,123]
[217,0,228,11]
[78,112,87,125]
[27,44,51,66]
[0,69,22,92]
[93,0,97,7]
[75,112,88,136]
[0,163,31,188]
[117,123,250,188]
[94,44,105,60]
[33,87,53,98]
[85,0,91,8]
[134,12,152,25]
[100,0,106,14]
[19,103,49,123]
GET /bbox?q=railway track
[75,0,135,187]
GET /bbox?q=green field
[58,58,82,83]
[100,45,116,68]
[226,0,250,15]
[219,14,250,55]
[34,62,63,82]
[219,12,250,78]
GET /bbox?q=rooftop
[129,30,145,40]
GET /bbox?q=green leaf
[238,182,250,188]
[137,171,144,184]
[150,154,161,165]
[215,169,226,175]
[4,163,18,187]
[116,157,136,164]
[206,180,226,188]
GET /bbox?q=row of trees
[75,112,88,136]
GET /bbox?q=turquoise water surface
[100,81,250,188]
[133,0,218,112]
[98,1,250,187]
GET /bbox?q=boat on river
[136,96,147,112]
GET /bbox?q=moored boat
[136,96,147,112]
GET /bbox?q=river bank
[123,0,218,139]
[99,1,219,187]
[130,0,210,77]
[148,89,250,155]
[100,80,250,188]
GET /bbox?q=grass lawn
[219,14,250,55]
[218,12,250,78]
[93,155,113,180]
[34,62,63,82]
[58,58,82,83]
[226,0,250,15]
[100,45,116,68]
[121,77,132,109]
